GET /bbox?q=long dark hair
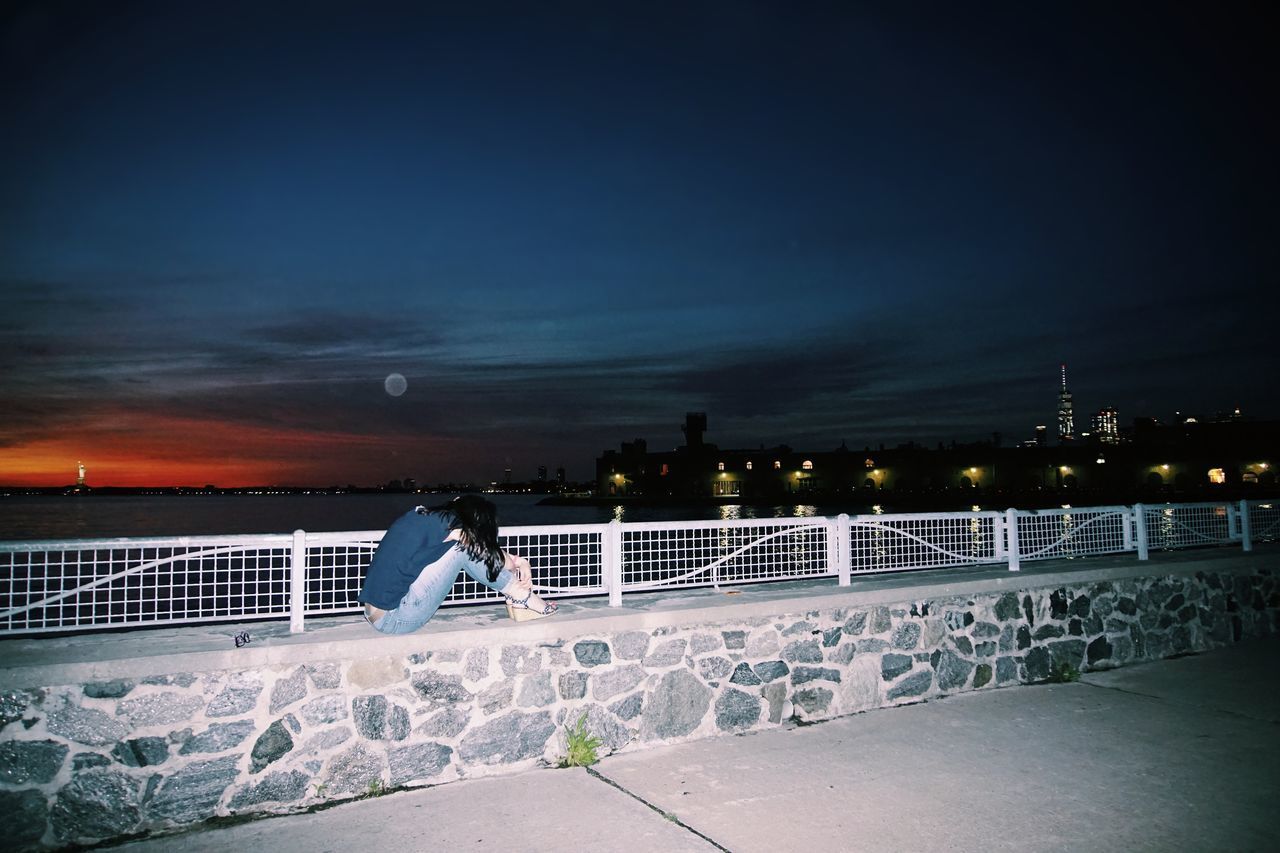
[430,495,505,582]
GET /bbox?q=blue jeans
[369,546,514,635]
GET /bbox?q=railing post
[993,513,1006,563]
[604,520,623,607]
[1133,503,1149,561]
[1122,507,1134,552]
[833,514,851,586]
[1240,499,1253,552]
[289,529,307,633]
[1004,508,1021,572]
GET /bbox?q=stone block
[697,656,733,681]
[0,739,67,784]
[250,720,295,773]
[690,633,722,655]
[642,639,687,667]
[346,659,404,691]
[610,693,643,721]
[574,640,612,667]
[229,770,310,809]
[592,665,647,702]
[614,630,651,659]
[417,708,470,739]
[148,756,239,824]
[640,669,711,741]
[715,688,762,733]
[389,743,453,786]
[791,666,841,684]
[412,671,473,706]
[83,680,134,699]
[881,654,913,681]
[269,667,309,714]
[47,699,129,746]
[477,680,515,716]
[301,695,348,727]
[559,671,588,700]
[1,789,48,849]
[792,687,833,716]
[306,663,342,689]
[729,662,762,686]
[886,670,932,701]
[518,672,556,708]
[746,629,781,657]
[934,649,974,691]
[752,660,790,683]
[458,711,556,765]
[323,744,383,795]
[179,721,255,755]
[112,737,169,768]
[891,622,921,649]
[206,674,264,717]
[782,639,823,664]
[721,630,747,650]
[500,645,542,677]
[52,768,141,842]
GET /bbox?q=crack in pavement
[585,765,733,852]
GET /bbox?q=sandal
[504,586,558,622]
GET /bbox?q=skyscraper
[1092,407,1119,444]
[1057,364,1075,443]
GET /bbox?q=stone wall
[2,564,1277,851]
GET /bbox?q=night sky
[3,1,1277,487]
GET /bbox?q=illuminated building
[77,461,86,487]
[1092,407,1119,445]
[1057,364,1075,443]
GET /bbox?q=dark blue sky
[2,1,1276,486]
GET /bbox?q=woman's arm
[503,551,532,585]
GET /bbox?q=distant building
[1057,364,1075,443]
[76,461,86,487]
[1092,408,1120,445]
[556,466,566,485]
[537,466,547,482]
[597,414,1279,499]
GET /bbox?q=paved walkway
[108,638,1280,853]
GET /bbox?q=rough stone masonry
[1,564,1277,851]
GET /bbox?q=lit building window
[1208,468,1226,484]
[660,464,669,476]
[802,460,813,471]
[746,461,753,471]
[865,458,875,469]
[774,460,781,470]
[718,462,725,471]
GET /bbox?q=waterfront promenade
[107,635,1280,853]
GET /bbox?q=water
[0,493,879,542]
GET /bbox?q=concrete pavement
[108,637,1280,853]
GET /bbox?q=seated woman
[358,495,557,634]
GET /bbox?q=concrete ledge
[1,546,1268,690]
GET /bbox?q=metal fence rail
[1011,506,1132,563]
[0,535,293,635]
[1142,502,1235,550]
[0,500,1269,636]
[847,511,1002,574]
[619,518,831,593]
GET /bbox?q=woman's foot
[504,582,558,620]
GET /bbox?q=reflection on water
[612,504,626,523]
[718,505,741,521]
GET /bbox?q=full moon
[384,373,408,396]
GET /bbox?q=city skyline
[3,2,1277,487]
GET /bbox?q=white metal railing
[0,500,1270,636]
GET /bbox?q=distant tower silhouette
[682,413,707,449]
[1057,365,1075,443]
[77,461,86,487]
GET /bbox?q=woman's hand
[504,552,532,585]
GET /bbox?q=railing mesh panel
[1016,507,1130,561]
[0,538,292,634]
[848,513,999,573]
[1144,503,1233,549]
[1247,501,1280,542]
[621,520,830,590]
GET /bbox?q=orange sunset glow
[0,413,460,488]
